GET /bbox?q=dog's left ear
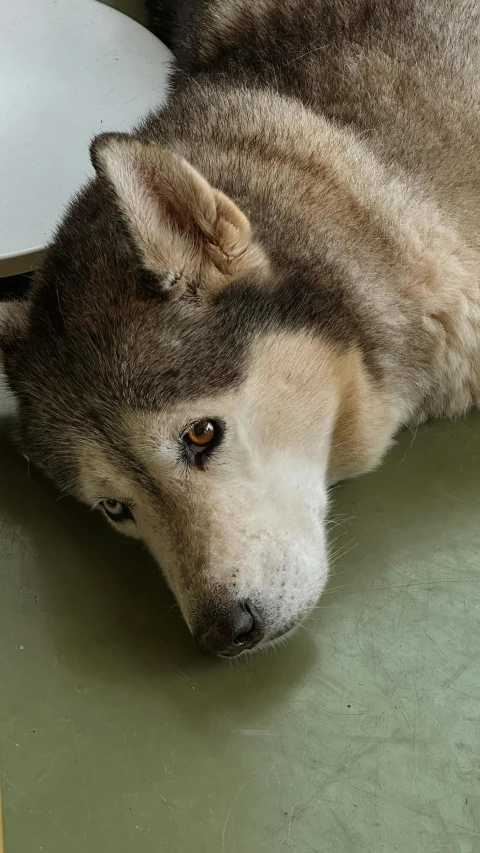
[90,133,268,295]
[0,300,31,362]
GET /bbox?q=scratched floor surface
[1,354,480,853]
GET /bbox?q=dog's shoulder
[148,2,480,128]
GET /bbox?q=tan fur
[75,332,395,631]
[4,0,480,650]
[328,349,398,483]
[92,134,269,294]
[242,333,395,479]
[183,86,480,422]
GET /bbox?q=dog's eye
[186,421,216,448]
[182,419,224,466]
[100,499,134,522]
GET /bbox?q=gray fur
[1,1,480,650]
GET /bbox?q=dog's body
[1,0,480,654]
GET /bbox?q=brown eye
[182,419,224,467]
[186,421,216,448]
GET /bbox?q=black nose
[196,600,264,656]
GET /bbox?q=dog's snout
[196,600,264,656]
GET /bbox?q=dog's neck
[326,346,397,484]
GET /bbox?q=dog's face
[74,327,336,655]
[0,134,353,655]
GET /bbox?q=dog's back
[150,0,480,236]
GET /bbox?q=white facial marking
[77,332,355,651]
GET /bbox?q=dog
[1,0,480,657]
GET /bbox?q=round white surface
[0,0,172,274]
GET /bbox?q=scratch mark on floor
[128,763,180,810]
[222,779,251,853]
[29,808,90,853]
[441,664,467,690]
[67,709,92,837]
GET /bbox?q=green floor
[1,365,480,852]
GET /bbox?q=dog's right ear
[0,300,31,362]
[90,132,268,296]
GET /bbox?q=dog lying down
[1,0,480,657]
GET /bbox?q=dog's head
[0,133,376,656]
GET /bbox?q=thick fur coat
[1,1,480,654]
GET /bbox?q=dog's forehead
[28,251,253,413]
[15,272,255,492]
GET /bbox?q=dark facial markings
[97,417,226,524]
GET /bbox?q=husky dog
[2,1,480,656]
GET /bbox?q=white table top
[0,0,172,276]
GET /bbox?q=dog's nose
[196,600,264,656]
